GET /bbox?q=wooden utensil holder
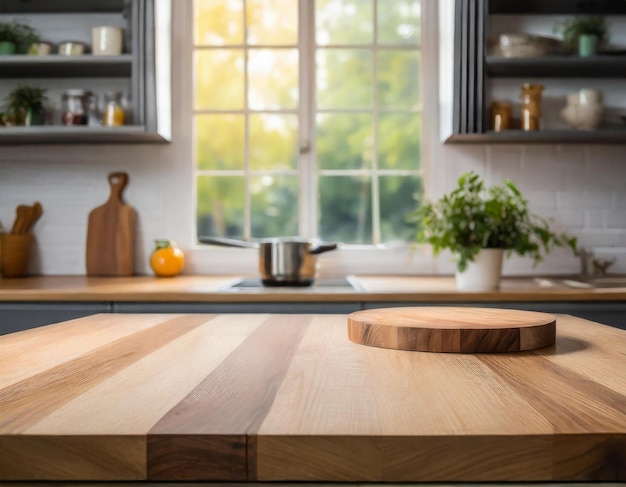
[1,233,33,277]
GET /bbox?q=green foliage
[6,83,47,111]
[194,0,423,243]
[558,16,608,51]
[3,84,47,125]
[0,21,40,53]
[408,172,578,272]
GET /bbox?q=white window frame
[186,0,439,276]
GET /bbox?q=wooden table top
[0,312,624,482]
[1,275,625,302]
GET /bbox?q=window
[193,0,422,245]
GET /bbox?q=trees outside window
[194,0,422,244]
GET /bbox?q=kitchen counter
[1,275,626,302]
[0,312,624,482]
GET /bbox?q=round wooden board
[347,307,556,353]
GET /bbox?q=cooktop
[226,275,363,291]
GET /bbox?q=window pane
[248,49,298,110]
[194,0,244,45]
[317,49,372,109]
[196,114,244,170]
[378,50,420,109]
[247,0,297,45]
[197,176,245,238]
[250,114,298,171]
[379,175,422,242]
[319,176,372,244]
[195,50,244,109]
[377,0,421,45]
[316,0,373,45]
[378,113,421,170]
[316,113,373,169]
[251,175,299,238]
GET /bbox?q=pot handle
[198,236,260,249]
[309,242,338,255]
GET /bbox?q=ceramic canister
[92,26,123,55]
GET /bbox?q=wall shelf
[446,129,626,144]
[486,56,626,78]
[489,0,626,15]
[0,55,133,78]
[0,0,126,14]
[0,0,171,144]
[0,126,168,144]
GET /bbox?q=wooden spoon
[10,205,29,234]
[25,202,43,233]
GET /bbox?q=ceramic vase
[578,34,598,57]
[0,41,16,55]
[455,248,504,291]
[561,89,604,130]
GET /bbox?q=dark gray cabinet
[0,302,111,335]
[0,299,623,336]
[0,0,170,144]
[443,0,626,144]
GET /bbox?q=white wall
[1,3,625,277]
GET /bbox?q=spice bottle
[491,101,512,132]
[61,89,88,125]
[102,92,125,126]
[520,83,544,131]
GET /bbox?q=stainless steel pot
[198,236,338,286]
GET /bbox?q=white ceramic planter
[455,248,504,291]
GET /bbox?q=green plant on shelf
[3,84,48,126]
[0,21,40,54]
[407,171,578,272]
[557,16,608,53]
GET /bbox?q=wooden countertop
[0,275,625,302]
[0,312,624,482]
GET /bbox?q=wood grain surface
[0,313,624,482]
[1,275,626,303]
[347,307,556,352]
[86,172,135,277]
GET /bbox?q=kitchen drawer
[113,302,362,314]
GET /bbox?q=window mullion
[372,0,381,245]
[298,0,317,239]
[243,0,251,240]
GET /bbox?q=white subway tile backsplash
[528,191,556,210]
[486,146,524,184]
[557,192,585,210]
[543,210,585,229]
[574,232,615,248]
[584,210,605,229]
[606,210,626,229]
[558,191,613,211]
[615,193,626,209]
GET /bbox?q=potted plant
[559,16,608,57]
[0,21,40,55]
[409,172,577,291]
[5,84,48,126]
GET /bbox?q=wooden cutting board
[86,172,135,276]
[348,306,556,353]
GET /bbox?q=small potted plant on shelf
[5,84,48,126]
[559,16,608,57]
[0,21,40,55]
[408,172,578,291]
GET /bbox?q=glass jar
[491,101,512,132]
[102,92,125,127]
[520,83,544,131]
[61,89,88,125]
